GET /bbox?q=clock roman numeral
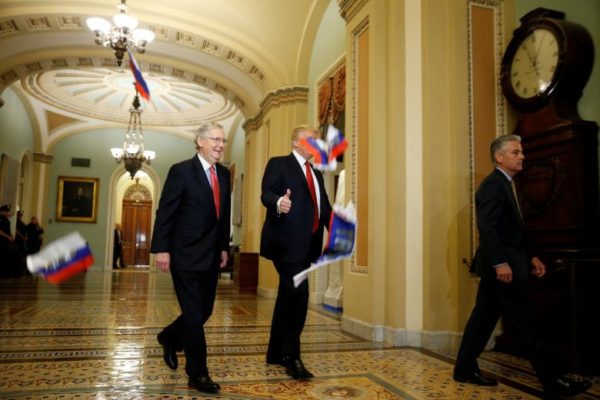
[512,71,519,77]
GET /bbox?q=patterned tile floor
[0,268,598,399]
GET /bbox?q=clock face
[510,28,559,99]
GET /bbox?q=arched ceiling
[0,0,330,149]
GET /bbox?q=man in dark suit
[151,122,231,394]
[260,125,332,379]
[454,135,591,398]
[113,223,125,269]
[26,216,44,255]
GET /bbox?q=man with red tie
[260,125,332,379]
[151,122,231,394]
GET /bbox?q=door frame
[104,165,160,270]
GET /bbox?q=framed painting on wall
[56,176,99,223]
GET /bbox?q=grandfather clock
[497,8,600,374]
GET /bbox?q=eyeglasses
[206,137,228,145]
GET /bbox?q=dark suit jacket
[113,228,123,247]
[260,153,332,264]
[151,155,231,271]
[472,168,529,281]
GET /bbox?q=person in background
[151,122,231,394]
[260,125,332,380]
[15,210,28,275]
[0,205,18,278]
[453,135,591,399]
[26,216,44,255]
[113,223,125,269]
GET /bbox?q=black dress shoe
[156,335,178,370]
[545,376,592,397]
[453,371,498,386]
[188,375,220,394]
[285,358,314,380]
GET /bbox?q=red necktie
[210,166,220,218]
[305,161,319,233]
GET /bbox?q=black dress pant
[158,267,219,377]
[112,245,124,267]
[455,278,561,385]
[267,260,310,359]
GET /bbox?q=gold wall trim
[32,152,53,163]
[350,17,369,275]
[243,86,309,131]
[467,0,505,259]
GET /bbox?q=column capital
[338,0,369,22]
[33,152,53,163]
[243,85,308,132]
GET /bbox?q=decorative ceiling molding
[338,0,369,22]
[20,66,241,127]
[0,12,267,86]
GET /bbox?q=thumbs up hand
[279,189,292,214]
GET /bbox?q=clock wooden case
[496,8,600,375]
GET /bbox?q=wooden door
[121,199,152,265]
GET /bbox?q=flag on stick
[27,232,94,284]
[293,202,356,287]
[128,49,150,101]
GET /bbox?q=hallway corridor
[0,269,598,399]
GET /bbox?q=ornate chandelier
[86,0,155,66]
[111,92,155,179]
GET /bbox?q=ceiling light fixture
[87,0,155,66]
[111,91,155,179]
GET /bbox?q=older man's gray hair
[194,122,224,149]
[490,134,521,165]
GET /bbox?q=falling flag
[128,49,150,101]
[27,231,94,284]
[293,202,356,287]
[298,125,348,171]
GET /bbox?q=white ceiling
[0,0,330,148]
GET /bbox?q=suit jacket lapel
[192,156,216,212]
[286,153,312,197]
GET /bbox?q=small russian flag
[326,125,348,162]
[27,232,94,284]
[128,49,150,101]
[299,137,329,165]
[297,125,349,171]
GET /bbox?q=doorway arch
[104,166,160,269]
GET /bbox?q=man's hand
[220,250,229,269]
[530,256,546,278]
[156,252,170,272]
[279,189,292,214]
[495,263,513,283]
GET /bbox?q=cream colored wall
[340,0,410,341]
[338,0,493,345]
[421,0,473,333]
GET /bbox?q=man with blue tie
[260,125,332,379]
[151,122,231,394]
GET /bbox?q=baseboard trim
[341,316,498,351]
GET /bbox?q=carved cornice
[33,152,52,163]
[243,86,309,132]
[338,0,369,22]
